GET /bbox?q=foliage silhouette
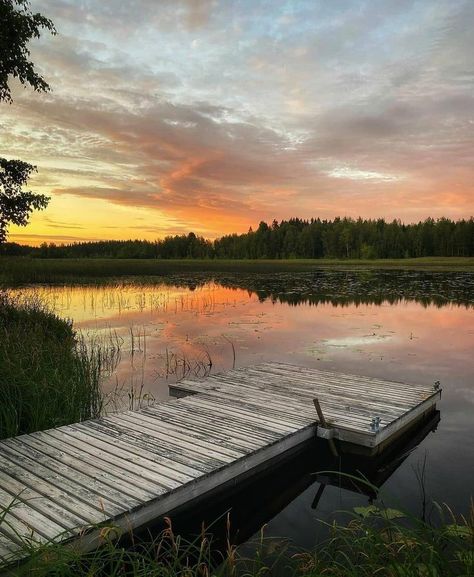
[3,216,473,258]
[0,159,49,242]
[0,0,55,102]
[0,0,55,242]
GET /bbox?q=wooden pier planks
[169,362,441,446]
[0,362,441,566]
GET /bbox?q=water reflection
[7,269,474,531]
[8,271,473,402]
[212,269,474,308]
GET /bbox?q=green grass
[0,293,108,439]
[1,256,473,286]
[1,501,472,576]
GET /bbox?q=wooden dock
[0,362,441,566]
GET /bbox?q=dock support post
[311,482,327,510]
[313,398,339,457]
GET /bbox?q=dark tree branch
[0,0,56,103]
[0,1,54,242]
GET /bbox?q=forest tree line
[1,217,473,259]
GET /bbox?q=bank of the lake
[0,295,106,439]
[1,256,474,286]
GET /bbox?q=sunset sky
[2,0,473,245]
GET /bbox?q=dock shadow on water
[127,409,441,569]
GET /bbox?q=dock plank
[1,438,142,511]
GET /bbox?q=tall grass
[295,502,474,576]
[2,501,473,576]
[0,293,109,439]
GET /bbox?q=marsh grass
[164,347,213,381]
[298,502,474,576]
[0,293,113,439]
[1,500,472,577]
[1,256,474,287]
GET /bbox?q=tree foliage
[0,159,49,242]
[0,0,56,102]
[0,0,55,242]
[2,217,473,259]
[214,217,474,259]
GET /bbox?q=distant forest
[2,217,473,259]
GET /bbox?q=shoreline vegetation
[0,294,109,439]
[1,257,473,286]
[1,499,473,576]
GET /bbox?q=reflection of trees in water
[160,270,474,308]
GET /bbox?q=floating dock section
[0,362,441,566]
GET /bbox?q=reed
[164,347,213,381]
[0,293,111,439]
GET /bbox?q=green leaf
[353,505,379,518]
[444,524,473,539]
[380,508,406,520]
[354,505,405,519]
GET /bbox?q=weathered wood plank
[72,422,198,484]
[92,419,224,472]
[208,366,425,405]
[1,438,142,510]
[183,395,303,432]
[45,428,183,491]
[0,485,70,541]
[83,420,207,477]
[193,366,431,408]
[0,532,19,561]
[172,382,381,433]
[111,412,245,460]
[259,363,434,396]
[169,398,285,439]
[142,405,271,451]
[172,379,396,428]
[0,456,99,528]
[40,430,165,499]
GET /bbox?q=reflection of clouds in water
[322,334,394,347]
[6,274,474,407]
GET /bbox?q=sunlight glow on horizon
[2,0,473,245]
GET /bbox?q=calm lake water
[9,269,474,548]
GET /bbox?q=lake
[9,268,474,549]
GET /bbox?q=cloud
[326,168,402,182]
[2,0,472,243]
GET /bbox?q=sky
[2,0,473,244]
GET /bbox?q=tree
[0,0,55,242]
[0,0,56,102]
[0,159,49,242]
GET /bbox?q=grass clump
[1,503,473,576]
[0,292,105,439]
[292,502,474,577]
